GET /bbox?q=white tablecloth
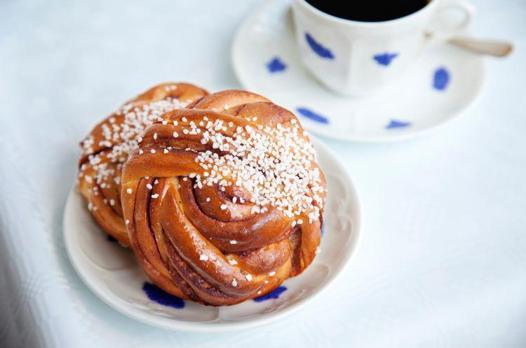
[1,0,525,347]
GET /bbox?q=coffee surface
[305,0,429,22]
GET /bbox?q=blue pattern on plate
[296,107,329,124]
[305,33,335,59]
[143,282,185,309]
[253,286,287,302]
[106,235,117,243]
[266,57,287,73]
[433,67,450,91]
[386,119,411,129]
[373,52,398,66]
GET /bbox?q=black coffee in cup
[305,0,430,22]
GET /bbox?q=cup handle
[427,0,476,40]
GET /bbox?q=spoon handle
[448,37,513,57]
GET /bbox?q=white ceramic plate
[232,0,485,142]
[63,137,361,332]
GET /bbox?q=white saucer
[232,0,485,142]
[63,138,361,332]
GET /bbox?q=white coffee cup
[292,0,475,96]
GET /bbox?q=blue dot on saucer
[433,67,450,91]
[253,286,287,302]
[296,107,329,124]
[266,56,287,73]
[143,282,185,309]
[305,32,335,60]
[386,119,411,129]
[373,52,398,66]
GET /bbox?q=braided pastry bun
[77,83,208,246]
[121,90,327,305]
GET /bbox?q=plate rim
[231,0,486,143]
[63,136,362,332]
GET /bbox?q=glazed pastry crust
[121,90,326,305]
[77,83,208,245]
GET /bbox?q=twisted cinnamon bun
[77,83,208,245]
[120,90,327,305]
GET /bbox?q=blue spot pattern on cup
[386,119,411,129]
[296,107,329,124]
[143,282,185,309]
[253,286,287,302]
[305,33,335,59]
[373,52,398,66]
[266,57,287,73]
[433,67,450,91]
